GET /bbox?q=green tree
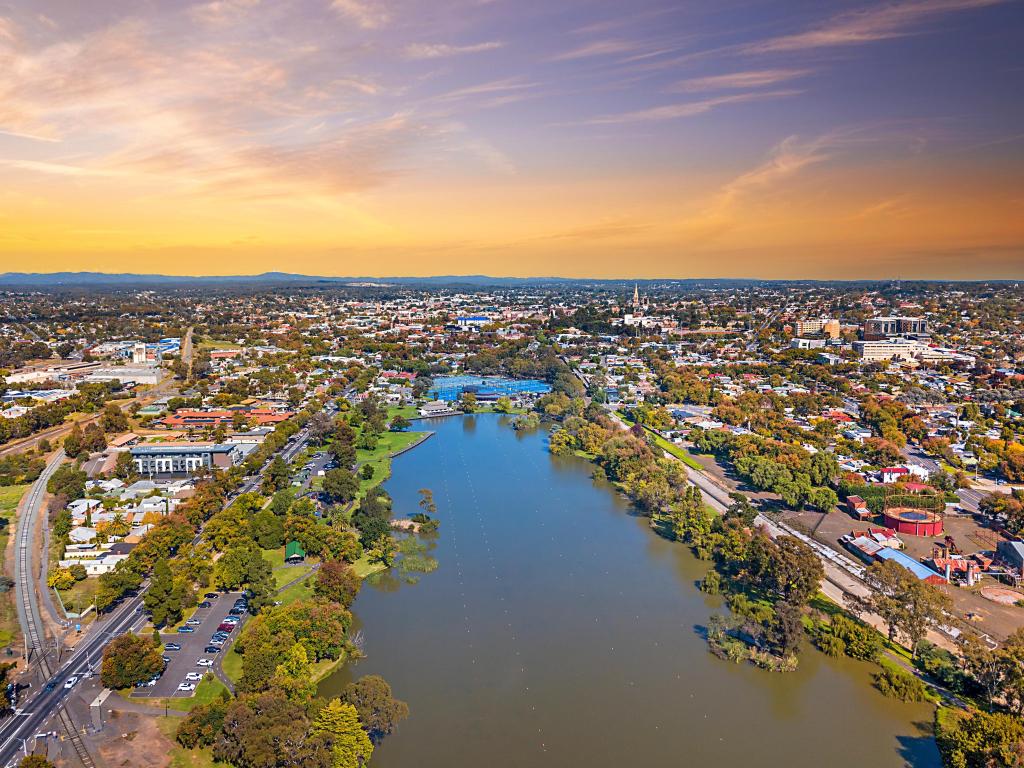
[314,560,361,608]
[47,464,87,500]
[100,632,164,689]
[312,699,374,768]
[341,675,409,743]
[262,456,290,494]
[271,642,316,704]
[322,468,359,504]
[144,559,182,628]
[114,450,137,481]
[100,403,129,433]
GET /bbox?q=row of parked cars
[167,593,249,692]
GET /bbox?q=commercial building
[86,365,163,386]
[130,442,244,476]
[863,316,928,340]
[853,337,931,362]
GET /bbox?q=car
[185,619,202,626]
[177,626,195,633]
[217,624,235,633]
[204,593,219,599]
[228,609,245,616]
[184,672,204,681]
[223,615,240,623]
[162,656,171,663]
[209,636,226,643]
[204,646,221,654]
[177,683,196,692]
[165,643,181,651]
[63,676,79,689]
[196,658,213,667]
[44,681,57,692]
[198,601,212,609]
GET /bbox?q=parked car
[198,601,212,609]
[228,609,245,617]
[177,626,195,633]
[196,658,213,667]
[185,619,202,626]
[184,672,204,681]
[165,643,181,651]
[204,646,220,654]
[217,624,235,633]
[64,676,79,689]
[177,683,196,692]
[204,593,219,599]
[162,656,171,663]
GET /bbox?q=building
[853,337,932,362]
[131,342,148,365]
[130,443,243,476]
[863,316,928,340]
[86,365,162,386]
[791,337,826,350]
[159,407,292,429]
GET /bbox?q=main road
[0,415,311,767]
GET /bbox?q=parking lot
[131,591,248,699]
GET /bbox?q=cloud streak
[578,90,800,125]
[672,69,810,92]
[404,41,504,59]
[745,0,1007,53]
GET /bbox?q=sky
[0,0,1022,279]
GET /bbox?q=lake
[320,414,940,767]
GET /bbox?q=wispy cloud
[578,90,800,125]
[551,39,645,61]
[672,69,810,92]
[745,0,1006,54]
[714,135,832,210]
[404,41,504,60]
[330,0,390,30]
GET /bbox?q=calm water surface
[320,414,940,768]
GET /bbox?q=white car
[196,658,213,667]
[184,672,204,681]
[177,683,196,692]
[63,676,79,690]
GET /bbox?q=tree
[100,403,128,433]
[457,392,477,413]
[312,699,374,768]
[494,396,513,414]
[252,508,285,550]
[322,468,359,504]
[766,536,824,607]
[114,450,138,481]
[850,560,952,657]
[262,456,290,494]
[47,568,76,591]
[19,757,56,768]
[389,415,411,432]
[341,675,409,743]
[314,560,361,608]
[100,632,164,689]
[62,423,84,458]
[47,464,86,500]
[418,488,436,516]
[214,691,330,768]
[271,643,316,704]
[144,559,182,628]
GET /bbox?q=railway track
[14,451,96,768]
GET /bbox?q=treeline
[690,427,839,511]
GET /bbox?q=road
[0,412,312,768]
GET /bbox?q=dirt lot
[86,710,174,768]
[783,505,1024,642]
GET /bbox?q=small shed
[285,540,306,564]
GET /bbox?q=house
[285,541,306,564]
[881,467,911,484]
[846,495,871,520]
[130,443,243,476]
[418,400,457,418]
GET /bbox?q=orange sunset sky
[0,0,1022,279]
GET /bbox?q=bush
[873,663,930,702]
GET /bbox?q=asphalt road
[132,592,247,700]
[0,413,312,767]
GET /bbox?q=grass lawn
[0,485,28,646]
[645,428,704,470]
[56,577,99,616]
[275,575,314,607]
[159,675,229,712]
[221,646,243,683]
[262,547,285,569]
[274,564,312,590]
[195,338,242,352]
[351,553,387,579]
[157,718,217,768]
[387,405,419,421]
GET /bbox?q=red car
[217,623,235,633]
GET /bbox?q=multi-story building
[862,316,928,340]
[130,442,243,476]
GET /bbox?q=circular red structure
[882,507,943,537]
